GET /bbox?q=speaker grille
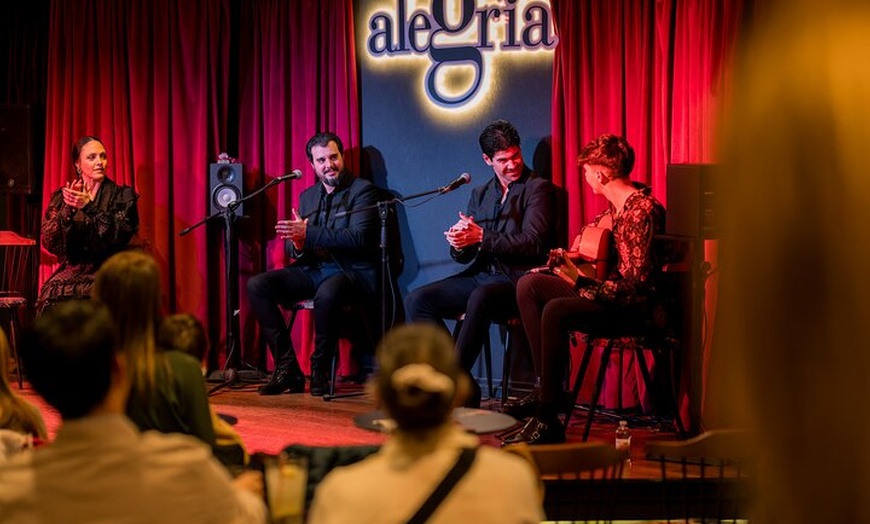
[208,163,244,215]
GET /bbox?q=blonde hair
[715,2,870,521]
[93,250,163,395]
[375,324,463,432]
[0,327,47,439]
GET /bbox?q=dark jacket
[287,175,380,294]
[452,167,556,282]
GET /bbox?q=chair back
[0,231,37,306]
[645,428,755,522]
[506,441,627,523]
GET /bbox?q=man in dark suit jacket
[404,120,556,407]
[247,132,380,396]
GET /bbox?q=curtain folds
[41,0,359,373]
[236,0,360,373]
[550,0,756,432]
[43,0,233,320]
[38,0,752,396]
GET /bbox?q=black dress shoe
[501,385,540,418]
[500,416,565,446]
[309,372,329,397]
[257,369,305,395]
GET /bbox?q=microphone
[277,169,303,182]
[439,173,471,194]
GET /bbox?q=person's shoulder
[317,448,382,485]
[135,431,266,520]
[350,176,376,192]
[105,178,139,199]
[139,429,214,462]
[163,349,204,368]
[525,173,554,190]
[475,446,539,478]
[0,447,35,509]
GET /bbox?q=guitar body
[568,226,613,281]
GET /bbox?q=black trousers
[246,264,366,376]
[516,272,636,416]
[404,269,519,372]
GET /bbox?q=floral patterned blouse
[579,182,665,306]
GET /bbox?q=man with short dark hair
[404,120,557,407]
[0,300,266,523]
[247,132,380,396]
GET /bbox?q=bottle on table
[615,419,632,467]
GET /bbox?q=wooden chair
[0,231,37,389]
[505,441,628,523]
[645,428,755,522]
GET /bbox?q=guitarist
[502,133,666,445]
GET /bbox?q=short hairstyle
[374,324,461,432]
[157,313,208,363]
[305,132,344,162]
[21,300,118,419]
[577,133,635,179]
[479,119,521,159]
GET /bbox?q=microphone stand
[180,175,294,394]
[325,181,465,401]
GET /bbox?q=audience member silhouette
[0,299,265,523]
[37,135,139,314]
[0,327,47,460]
[308,324,543,523]
[157,312,249,466]
[92,251,216,452]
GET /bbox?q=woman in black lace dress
[37,136,139,314]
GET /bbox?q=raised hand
[276,208,308,250]
[61,179,90,209]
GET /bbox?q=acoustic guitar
[567,226,613,281]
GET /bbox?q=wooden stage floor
[204,376,683,480]
[18,375,683,480]
[18,376,748,521]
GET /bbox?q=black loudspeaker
[0,104,43,195]
[665,163,720,239]
[209,163,244,215]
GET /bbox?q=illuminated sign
[365,0,557,114]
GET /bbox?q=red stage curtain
[235,0,360,374]
[41,0,359,373]
[42,0,233,317]
[550,0,758,432]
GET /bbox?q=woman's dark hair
[71,135,103,163]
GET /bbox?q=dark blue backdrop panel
[357,0,554,296]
